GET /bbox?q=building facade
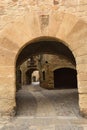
[0,0,87,116]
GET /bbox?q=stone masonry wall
[0,0,87,32]
[40,54,76,89]
[0,0,87,116]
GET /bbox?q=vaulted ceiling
[16,38,76,67]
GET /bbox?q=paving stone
[0,85,87,130]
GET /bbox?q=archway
[0,9,86,116]
[26,69,39,85]
[54,68,77,89]
[26,68,37,85]
[16,37,75,67]
[16,37,76,89]
[15,37,80,117]
[31,70,40,84]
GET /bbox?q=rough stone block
[0,67,14,77]
[0,99,16,116]
[79,94,87,117]
[67,21,87,51]
[0,48,16,66]
[78,73,87,81]
[0,37,19,52]
[0,76,15,99]
[76,55,87,64]
[73,44,87,57]
[77,64,87,73]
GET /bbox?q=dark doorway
[26,69,37,85]
[26,71,31,85]
[43,71,45,81]
[54,68,77,89]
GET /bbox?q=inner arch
[16,37,76,67]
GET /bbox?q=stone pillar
[40,65,54,89]
[77,62,87,117]
[0,66,16,116]
[16,67,22,91]
[78,72,87,117]
[21,69,27,85]
[47,71,54,89]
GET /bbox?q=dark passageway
[16,37,79,117]
[26,69,36,85]
[54,68,77,89]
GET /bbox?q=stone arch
[31,70,40,83]
[15,36,76,90]
[0,12,87,116]
[52,65,76,72]
[15,36,76,67]
[26,68,38,85]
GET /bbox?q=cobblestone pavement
[16,85,79,117]
[0,85,87,130]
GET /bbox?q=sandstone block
[0,99,16,116]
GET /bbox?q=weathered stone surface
[76,55,87,64]
[0,47,16,66]
[78,73,87,81]
[0,67,14,77]
[0,77,15,99]
[77,64,87,73]
[0,0,87,116]
[66,21,87,51]
[0,37,19,52]
[78,80,87,94]
[78,81,87,88]
[56,13,79,40]
[79,93,87,117]
[48,12,64,36]
[79,94,87,107]
[0,99,16,116]
[0,0,87,32]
